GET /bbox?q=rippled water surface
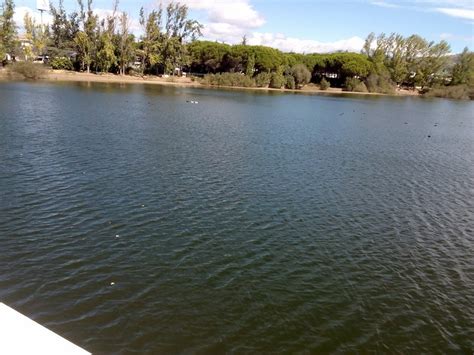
[0,82,473,353]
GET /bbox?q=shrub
[9,61,47,80]
[201,73,255,87]
[269,72,285,89]
[50,57,74,70]
[423,85,473,100]
[344,77,368,92]
[319,78,330,90]
[365,73,395,94]
[291,64,311,88]
[127,68,141,77]
[255,72,271,87]
[284,74,296,89]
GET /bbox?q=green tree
[0,0,16,61]
[74,0,98,73]
[414,40,450,88]
[345,77,368,92]
[291,63,311,88]
[187,40,230,73]
[24,13,49,58]
[402,35,429,87]
[284,74,295,89]
[253,45,284,72]
[50,0,70,49]
[362,32,451,89]
[362,32,375,57]
[269,72,285,88]
[320,78,330,90]
[451,47,474,86]
[245,53,255,76]
[139,6,162,74]
[96,2,117,73]
[162,1,202,75]
[97,32,116,72]
[221,44,249,73]
[116,12,134,75]
[255,71,271,87]
[385,33,408,85]
[74,31,92,71]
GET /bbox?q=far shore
[0,69,420,97]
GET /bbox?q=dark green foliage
[255,72,271,87]
[3,0,472,99]
[50,56,74,70]
[365,73,395,94]
[188,41,230,73]
[50,0,79,50]
[363,32,451,89]
[161,2,202,75]
[9,61,47,79]
[344,77,368,92]
[312,53,372,86]
[451,47,474,86]
[319,78,330,90]
[291,63,311,88]
[284,52,325,73]
[245,54,255,77]
[284,74,295,89]
[269,72,285,89]
[202,73,255,87]
[116,13,134,75]
[423,85,473,100]
[253,45,284,72]
[138,6,162,74]
[0,0,16,61]
[220,45,247,73]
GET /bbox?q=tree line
[1,0,202,75]
[1,0,473,97]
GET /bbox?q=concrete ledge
[0,302,90,355]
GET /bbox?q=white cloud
[435,8,474,20]
[207,2,264,28]
[182,0,362,53]
[13,6,53,29]
[202,25,366,53]
[370,1,474,22]
[203,22,245,42]
[93,8,141,33]
[178,0,265,30]
[247,33,365,53]
[413,0,473,8]
[370,1,401,8]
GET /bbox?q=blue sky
[13,0,474,53]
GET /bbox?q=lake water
[0,81,473,353]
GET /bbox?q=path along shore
[0,69,420,97]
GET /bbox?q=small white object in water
[110,282,115,286]
[115,234,120,238]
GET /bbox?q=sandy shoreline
[1,69,420,97]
